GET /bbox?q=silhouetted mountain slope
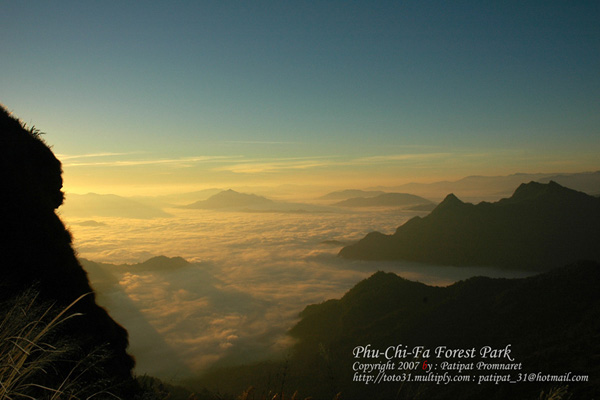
[286,261,600,399]
[339,181,600,270]
[132,188,223,207]
[0,106,139,398]
[183,189,273,209]
[406,202,437,211]
[333,192,433,208]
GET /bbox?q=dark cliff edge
[0,106,138,398]
[339,181,600,270]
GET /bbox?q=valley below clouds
[63,207,533,380]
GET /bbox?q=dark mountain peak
[343,271,430,303]
[431,192,465,213]
[506,180,593,205]
[353,270,403,288]
[442,192,462,203]
[512,180,557,199]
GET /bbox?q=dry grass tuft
[0,289,120,399]
[538,385,571,400]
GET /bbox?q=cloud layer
[68,208,533,379]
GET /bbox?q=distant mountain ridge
[319,189,386,201]
[63,193,171,219]
[183,189,339,213]
[339,181,600,270]
[370,170,600,202]
[333,192,433,208]
[182,189,273,209]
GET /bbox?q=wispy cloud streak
[214,152,459,174]
[57,151,144,160]
[214,156,337,174]
[353,153,452,163]
[63,155,243,167]
[61,150,485,175]
[223,141,301,145]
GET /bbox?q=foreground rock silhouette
[0,106,138,398]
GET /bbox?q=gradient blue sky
[1,1,598,194]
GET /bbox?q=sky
[1,1,597,379]
[1,1,599,195]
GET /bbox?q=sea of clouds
[64,208,533,380]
